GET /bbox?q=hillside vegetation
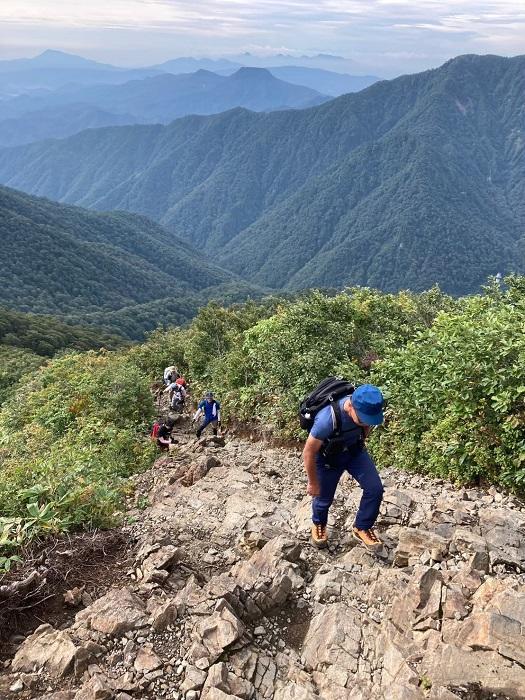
[1,54,523,295]
[1,277,523,563]
[0,185,262,338]
[0,306,124,405]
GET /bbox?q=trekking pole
[156,386,162,419]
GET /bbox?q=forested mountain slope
[0,104,135,148]
[0,305,124,403]
[0,54,523,295]
[0,305,123,356]
[0,186,260,336]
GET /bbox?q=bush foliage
[372,276,525,489]
[0,350,155,557]
[1,277,523,564]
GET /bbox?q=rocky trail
[1,412,524,700]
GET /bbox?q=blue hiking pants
[197,416,218,435]
[312,448,384,530]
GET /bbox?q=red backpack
[150,422,161,440]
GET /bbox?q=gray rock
[12,624,77,678]
[134,647,162,673]
[76,588,148,636]
[188,602,245,669]
[74,673,113,700]
[394,529,449,567]
[303,603,361,674]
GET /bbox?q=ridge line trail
[1,401,524,699]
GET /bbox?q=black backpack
[299,377,356,432]
[299,377,364,457]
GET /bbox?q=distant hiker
[163,365,178,386]
[157,417,177,450]
[165,381,187,412]
[302,383,385,550]
[193,391,221,438]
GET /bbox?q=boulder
[393,529,448,567]
[442,585,468,620]
[146,596,178,631]
[76,588,148,636]
[180,665,207,693]
[188,601,245,668]
[133,647,162,673]
[74,674,113,700]
[479,507,525,569]
[274,683,320,699]
[311,568,345,602]
[201,662,255,699]
[12,624,76,677]
[445,611,525,665]
[140,544,179,583]
[201,689,243,700]
[253,654,277,699]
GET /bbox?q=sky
[0,0,524,76]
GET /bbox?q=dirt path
[1,413,524,699]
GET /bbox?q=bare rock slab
[12,624,76,677]
[303,603,361,674]
[76,588,148,636]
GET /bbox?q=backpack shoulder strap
[330,401,343,436]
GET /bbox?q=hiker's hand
[307,480,320,496]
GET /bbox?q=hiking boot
[311,523,328,548]
[352,526,382,550]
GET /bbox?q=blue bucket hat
[352,384,384,426]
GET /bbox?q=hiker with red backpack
[164,380,187,412]
[301,380,385,550]
[154,417,177,450]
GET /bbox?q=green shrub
[0,345,44,406]
[0,349,155,549]
[179,287,453,437]
[373,277,525,489]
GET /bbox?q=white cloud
[0,0,523,71]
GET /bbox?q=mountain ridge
[0,54,523,295]
[0,68,329,146]
[0,184,263,337]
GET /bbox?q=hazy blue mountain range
[0,49,378,103]
[222,52,367,74]
[152,56,379,95]
[152,57,243,74]
[0,50,162,97]
[262,67,378,96]
[0,185,261,338]
[0,67,328,146]
[0,54,523,296]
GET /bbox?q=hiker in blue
[193,391,221,438]
[303,384,385,550]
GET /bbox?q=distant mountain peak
[31,49,114,70]
[193,68,222,77]
[232,67,274,79]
